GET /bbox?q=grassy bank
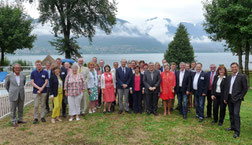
[0,90,252,145]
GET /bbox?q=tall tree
[0,3,36,66]
[38,0,117,59]
[203,0,252,83]
[164,23,195,66]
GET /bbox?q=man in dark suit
[143,62,161,116]
[176,62,191,119]
[55,58,68,118]
[160,59,167,72]
[128,60,136,110]
[206,64,217,118]
[191,63,208,122]
[224,62,248,138]
[116,59,132,114]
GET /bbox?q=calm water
[6,53,252,70]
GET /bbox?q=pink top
[64,73,85,97]
[134,75,141,91]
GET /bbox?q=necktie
[209,72,214,90]
[79,67,81,73]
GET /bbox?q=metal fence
[0,90,34,119]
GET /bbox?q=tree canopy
[0,4,36,66]
[164,23,195,66]
[38,0,117,59]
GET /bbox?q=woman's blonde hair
[87,62,95,69]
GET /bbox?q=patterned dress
[102,73,115,102]
[89,71,98,101]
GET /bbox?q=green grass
[0,90,252,144]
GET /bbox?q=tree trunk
[1,47,5,66]
[237,46,243,73]
[64,33,71,59]
[245,41,250,86]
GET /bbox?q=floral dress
[89,71,98,101]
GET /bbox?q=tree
[203,0,252,83]
[0,4,36,66]
[164,23,195,66]
[38,0,117,59]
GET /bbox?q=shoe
[226,128,234,131]
[62,114,67,118]
[12,122,18,127]
[89,110,93,114]
[97,105,101,109]
[146,112,151,115]
[81,113,86,117]
[69,118,73,122]
[51,119,56,124]
[125,110,131,114]
[108,110,113,113]
[218,122,223,126]
[41,118,46,122]
[76,117,80,121]
[17,120,27,124]
[153,112,158,116]
[33,119,39,124]
[118,110,123,114]
[234,132,239,138]
[199,118,204,122]
[195,115,199,118]
[57,118,62,122]
[183,115,187,119]
[103,110,107,114]
[134,111,138,114]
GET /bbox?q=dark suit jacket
[206,71,217,91]
[191,71,208,95]
[160,66,164,72]
[175,70,191,94]
[130,74,144,92]
[224,72,248,102]
[49,74,63,97]
[211,75,227,98]
[116,67,132,89]
[143,70,161,93]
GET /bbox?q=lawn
[0,91,252,145]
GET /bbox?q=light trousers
[52,93,63,118]
[34,93,47,119]
[68,93,83,116]
[80,90,88,114]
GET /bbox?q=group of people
[5,57,248,138]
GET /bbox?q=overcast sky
[21,0,204,25]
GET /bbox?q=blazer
[191,71,208,95]
[175,70,191,94]
[49,74,63,97]
[211,75,227,97]
[130,74,144,92]
[5,72,26,102]
[224,72,248,102]
[116,67,132,89]
[101,73,116,89]
[143,70,161,93]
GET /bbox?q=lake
[6,53,252,70]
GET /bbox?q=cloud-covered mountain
[16,17,224,55]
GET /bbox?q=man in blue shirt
[31,60,48,124]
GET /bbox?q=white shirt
[179,69,185,87]
[229,72,238,94]
[58,77,63,88]
[14,73,20,86]
[193,71,201,90]
[216,76,225,93]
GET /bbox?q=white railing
[0,90,34,119]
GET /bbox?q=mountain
[14,17,225,55]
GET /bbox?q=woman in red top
[130,66,144,114]
[101,65,116,113]
[160,63,176,116]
